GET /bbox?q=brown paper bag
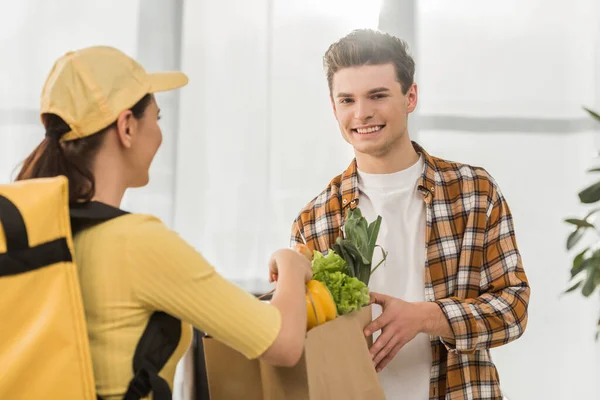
[203,305,385,400]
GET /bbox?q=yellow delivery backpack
[0,176,181,400]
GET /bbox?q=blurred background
[1,0,599,399]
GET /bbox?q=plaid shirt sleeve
[435,180,530,354]
[289,176,348,253]
[290,217,303,247]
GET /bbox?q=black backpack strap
[70,202,181,400]
[70,201,129,235]
[123,312,182,400]
[0,195,72,277]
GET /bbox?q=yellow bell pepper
[305,280,337,331]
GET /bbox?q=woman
[16,46,311,399]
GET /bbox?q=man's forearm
[416,302,454,339]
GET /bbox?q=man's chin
[352,145,388,158]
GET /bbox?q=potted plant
[564,107,600,339]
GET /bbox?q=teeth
[356,126,382,134]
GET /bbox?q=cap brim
[147,71,189,93]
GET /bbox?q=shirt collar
[340,141,438,210]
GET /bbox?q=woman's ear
[115,110,136,149]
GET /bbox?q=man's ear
[406,83,418,114]
[115,110,135,149]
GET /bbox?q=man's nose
[354,99,374,121]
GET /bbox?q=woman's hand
[269,248,312,284]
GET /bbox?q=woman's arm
[125,217,311,366]
[259,249,310,366]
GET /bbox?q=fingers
[375,341,404,372]
[268,255,278,283]
[269,248,312,284]
[304,269,313,284]
[368,292,387,306]
[369,329,393,360]
[372,332,399,367]
[290,248,313,283]
[294,243,313,261]
[364,311,390,337]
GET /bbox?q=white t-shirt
[357,155,431,400]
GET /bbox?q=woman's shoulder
[78,212,194,264]
[107,213,169,236]
[81,213,169,242]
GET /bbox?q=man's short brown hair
[324,29,415,95]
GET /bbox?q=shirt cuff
[434,298,479,354]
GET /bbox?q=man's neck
[355,137,419,174]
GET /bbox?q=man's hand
[364,292,424,372]
[364,292,453,372]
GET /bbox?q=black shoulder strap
[1,199,180,400]
[122,312,182,400]
[70,201,129,235]
[73,202,182,400]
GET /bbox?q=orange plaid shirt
[290,142,530,400]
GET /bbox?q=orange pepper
[305,280,337,330]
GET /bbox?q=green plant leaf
[578,181,600,204]
[366,216,382,261]
[581,266,599,297]
[344,209,369,255]
[583,107,600,123]
[588,168,600,173]
[564,279,583,294]
[343,243,370,284]
[567,228,584,250]
[333,239,355,278]
[570,248,590,277]
[370,245,388,277]
[564,218,595,228]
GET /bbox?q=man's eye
[372,94,387,99]
[340,98,353,104]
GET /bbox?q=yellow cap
[40,46,188,141]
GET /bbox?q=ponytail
[16,115,108,203]
[16,94,153,203]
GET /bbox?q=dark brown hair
[324,29,415,95]
[16,94,153,203]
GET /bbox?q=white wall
[175,0,381,288]
[418,1,600,398]
[0,1,141,184]
[418,0,599,118]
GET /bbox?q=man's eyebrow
[367,87,390,95]
[336,87,391,98]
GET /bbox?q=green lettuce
[320,271,370,315]
[312,250,347,280]
[311,250,370,315]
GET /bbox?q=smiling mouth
[352,125,385,134]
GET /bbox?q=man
[290,29,530,400]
